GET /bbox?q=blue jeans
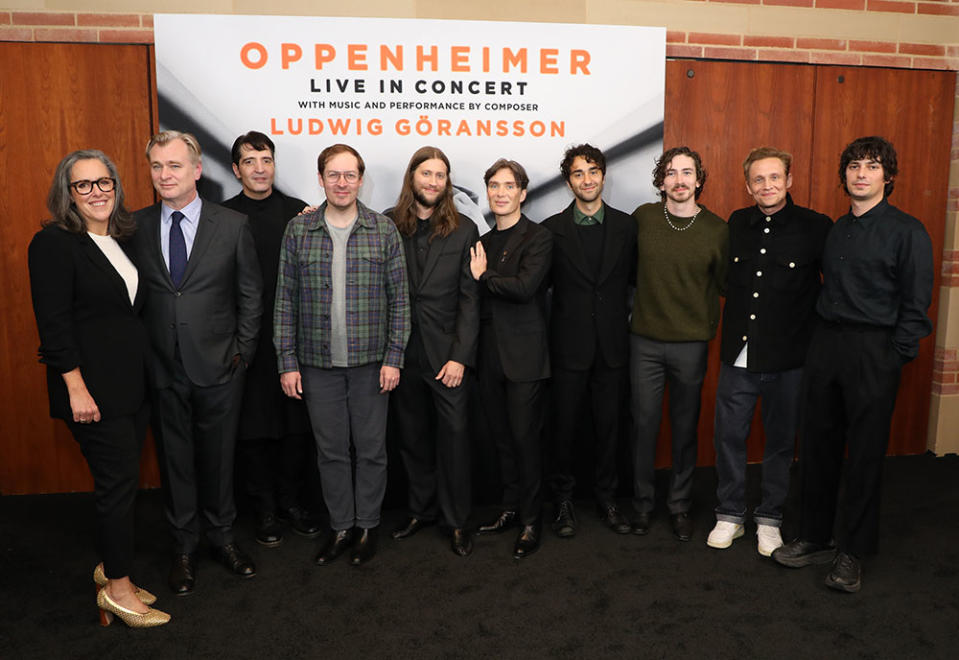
[713,363,802,527]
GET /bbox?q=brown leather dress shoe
[513,523,541,559]
[476,510,518,535]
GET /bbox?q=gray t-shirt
[326,215,357,367]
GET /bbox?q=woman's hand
[62,368,101,423]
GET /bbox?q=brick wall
[0,8,957,71]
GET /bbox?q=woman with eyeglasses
[28,150,169,628]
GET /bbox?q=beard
[413,187,445,209]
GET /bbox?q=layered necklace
[664,204,701,232]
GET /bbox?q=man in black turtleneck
[222,131,320,548]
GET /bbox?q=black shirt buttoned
[817,198,933,360]
[720,196,832,372]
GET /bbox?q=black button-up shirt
[817,197,933,360]
[720,195,832,371]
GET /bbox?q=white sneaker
[706,521,744,549]
[757,524,783,557]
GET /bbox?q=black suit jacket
[542,202,638,370]
[28,225,149,420]
[479,214,552,382]
[133,199,262,388]
[393,213,480,373]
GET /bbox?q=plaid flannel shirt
[274,200,410,372]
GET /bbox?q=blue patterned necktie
[169,211,187,288]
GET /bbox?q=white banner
[155,15,665,229]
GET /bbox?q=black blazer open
[478,214,552,382]
[132,199,262,389]
[542,202,638,370]
[398,214,480,373]
[28,225,149,420]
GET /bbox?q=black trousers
[68,405,148,579]
[153,357,246,553]
[237,432,313,515]
[392,330,472,528]
[548,362,626,505]
[799,322,902,556]
[477,324,546,526]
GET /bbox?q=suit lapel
[597,203,626,284]
[180,200,218,286]
[556,203,594,283]
[419,232,443,289]
[78,233,130,305]
[141,205,174,290]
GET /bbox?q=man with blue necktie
[134,130,263,596]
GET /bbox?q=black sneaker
[825,552,861,593]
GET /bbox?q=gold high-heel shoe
[97,588,170,628]
[93,563,157,605]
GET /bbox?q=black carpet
[1,453,957,659]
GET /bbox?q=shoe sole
[773,549,836,568]
[291,528,322,539]
[706,527,744,549]
[255,536,284,548]
[825,573,861,593]
[552,526,575,538]
[757,542,781,557]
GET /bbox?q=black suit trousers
[154,353,246,553]
[477,323,546,526]
[68,407,148,579]
[798,323,902,556]
[548,362,626,505]
[392,329,472,528]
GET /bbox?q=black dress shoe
[278,506,322,538]
[315,528,353,566]
[598,503,631,535]
[772,539,837,568]
[671,512,693,542]
[825,552,861,593]
[551,500,576,538]
[350,527,378,566]
[211,543,256,578]
[631,512,651,536]
[168,553,196,596]
[391,517,435,540]
[513,523,541,559]
[450,528,472,557]
[476,510,518,535]
[255,512,284,548]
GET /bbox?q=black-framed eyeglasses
[70,177,116,195]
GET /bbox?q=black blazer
[478,215,552,382]
[542,202,638,370]
[28,225,149,420]
[132,199,262,388]
[398,214,480,373]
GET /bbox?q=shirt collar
[747,193,794,227]
[849,197,888,224]
[161,195,202,226]
[573,203,605,225]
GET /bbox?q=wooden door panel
[0,43,159,494]
[810,67,953,455]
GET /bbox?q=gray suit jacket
[133,198,262,388]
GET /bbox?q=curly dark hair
[653,146,706,200]
[560,144,606,181]
[839,136,897,197]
